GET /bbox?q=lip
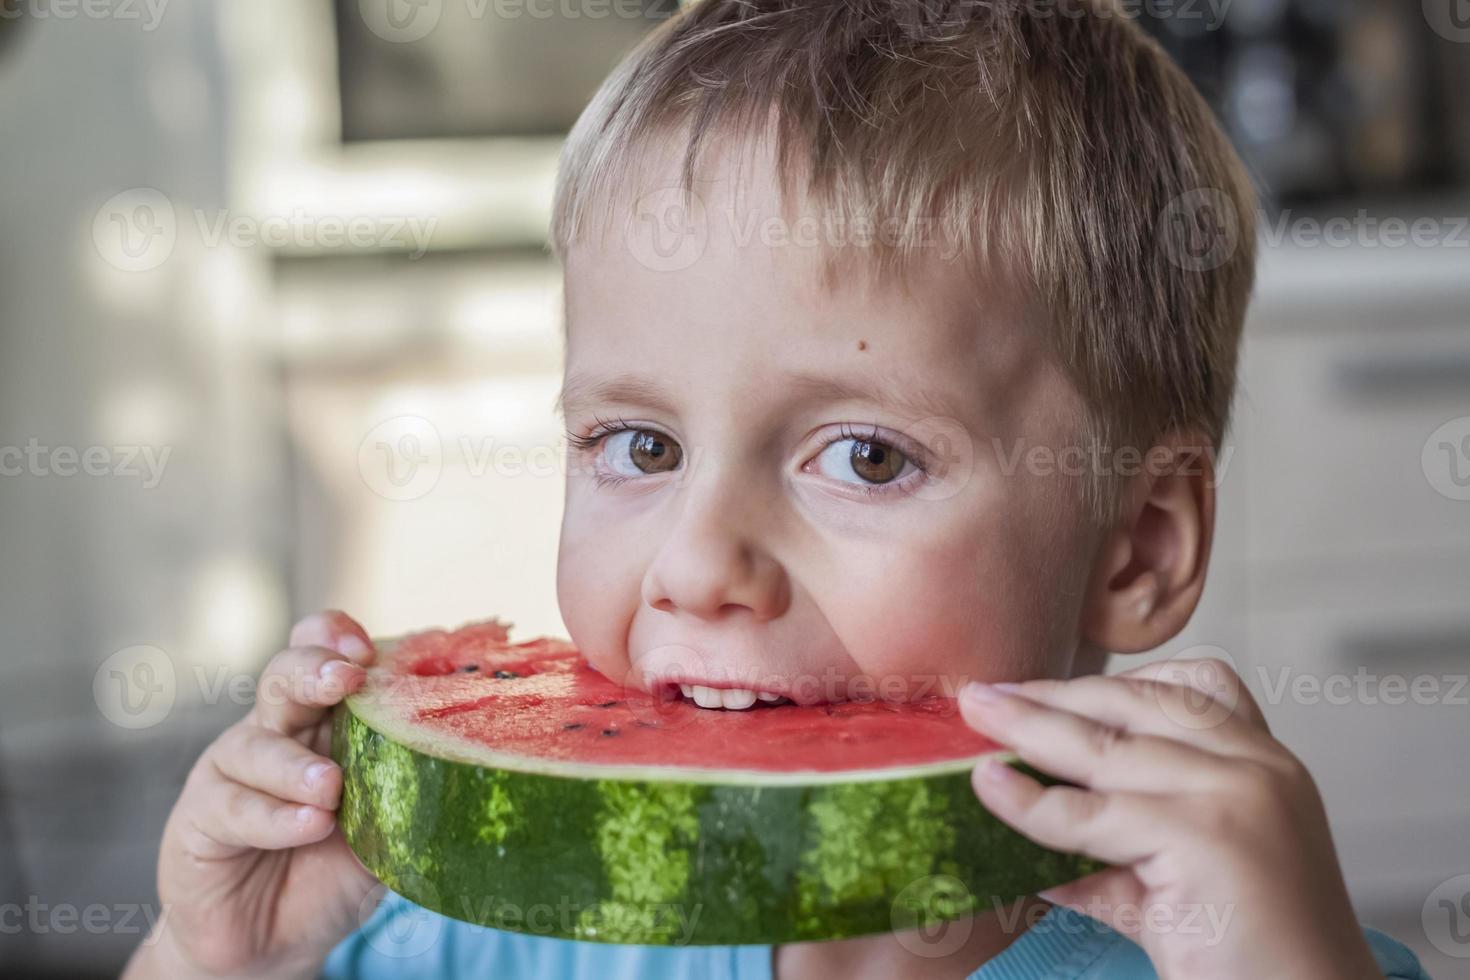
[633,643,851,708]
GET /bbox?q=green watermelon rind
[332,701,1104,945]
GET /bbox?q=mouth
[635,648,838,709]
[673,682,789,710]
[642,675,796,710]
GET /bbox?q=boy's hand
[961,659,1382,980]
[125,611,382,980]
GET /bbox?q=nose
[640,476,791,623]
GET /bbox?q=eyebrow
[554,374,678,417]
[554,369,965,423]
[782,372,966,423]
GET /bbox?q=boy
[125,1,1431,977]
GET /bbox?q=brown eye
[627,429,682,474]
[848,439,906,484]
[808,430,921,488]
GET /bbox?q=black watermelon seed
[595,700,621,708]
[601,728,618,736]
[460,664,479,673]
[492,670,519,680]
[562,722,585,731]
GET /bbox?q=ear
[1081,431,1217,654]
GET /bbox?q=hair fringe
[551,0,1259,524]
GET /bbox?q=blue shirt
[322,891,1431,978]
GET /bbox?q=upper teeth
[677,683,781,709]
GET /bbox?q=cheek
[825,554,1035,692]
[823,500,1089,690]
[555,503,638,682]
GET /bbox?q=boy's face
[556,140,1104,706]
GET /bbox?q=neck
[773,895,1053,980]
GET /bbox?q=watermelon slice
[332,619,1101,945]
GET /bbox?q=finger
[971,758,1170,866]
[179,774,334,858]
[970,672,1264,756]
[307,715,335,758]
[211,723,342,810]
[289,609,376,666]
[1115,657,1270,733]
[960,685,1236,793]
[251,646,365,736]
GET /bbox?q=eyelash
[563,413,628,454]
[564,416,931,495]
[833,423,930,473]
[825,423,931,495]
[564,414,639,490]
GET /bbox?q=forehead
[560,131,1050,427]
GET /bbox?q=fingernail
[993,681,1022,693]
[295,805,317,824]
[339,636,371,661]
[319,659,358,682]
[962,681,1006,704]
[305,762,333,788]
[980,758,1016,784]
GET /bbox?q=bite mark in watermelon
[332,619,1102,945]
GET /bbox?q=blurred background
[0,0,1467,976]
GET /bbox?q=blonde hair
[550,0,1258,521]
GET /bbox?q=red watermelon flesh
[359,618,1002,777]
